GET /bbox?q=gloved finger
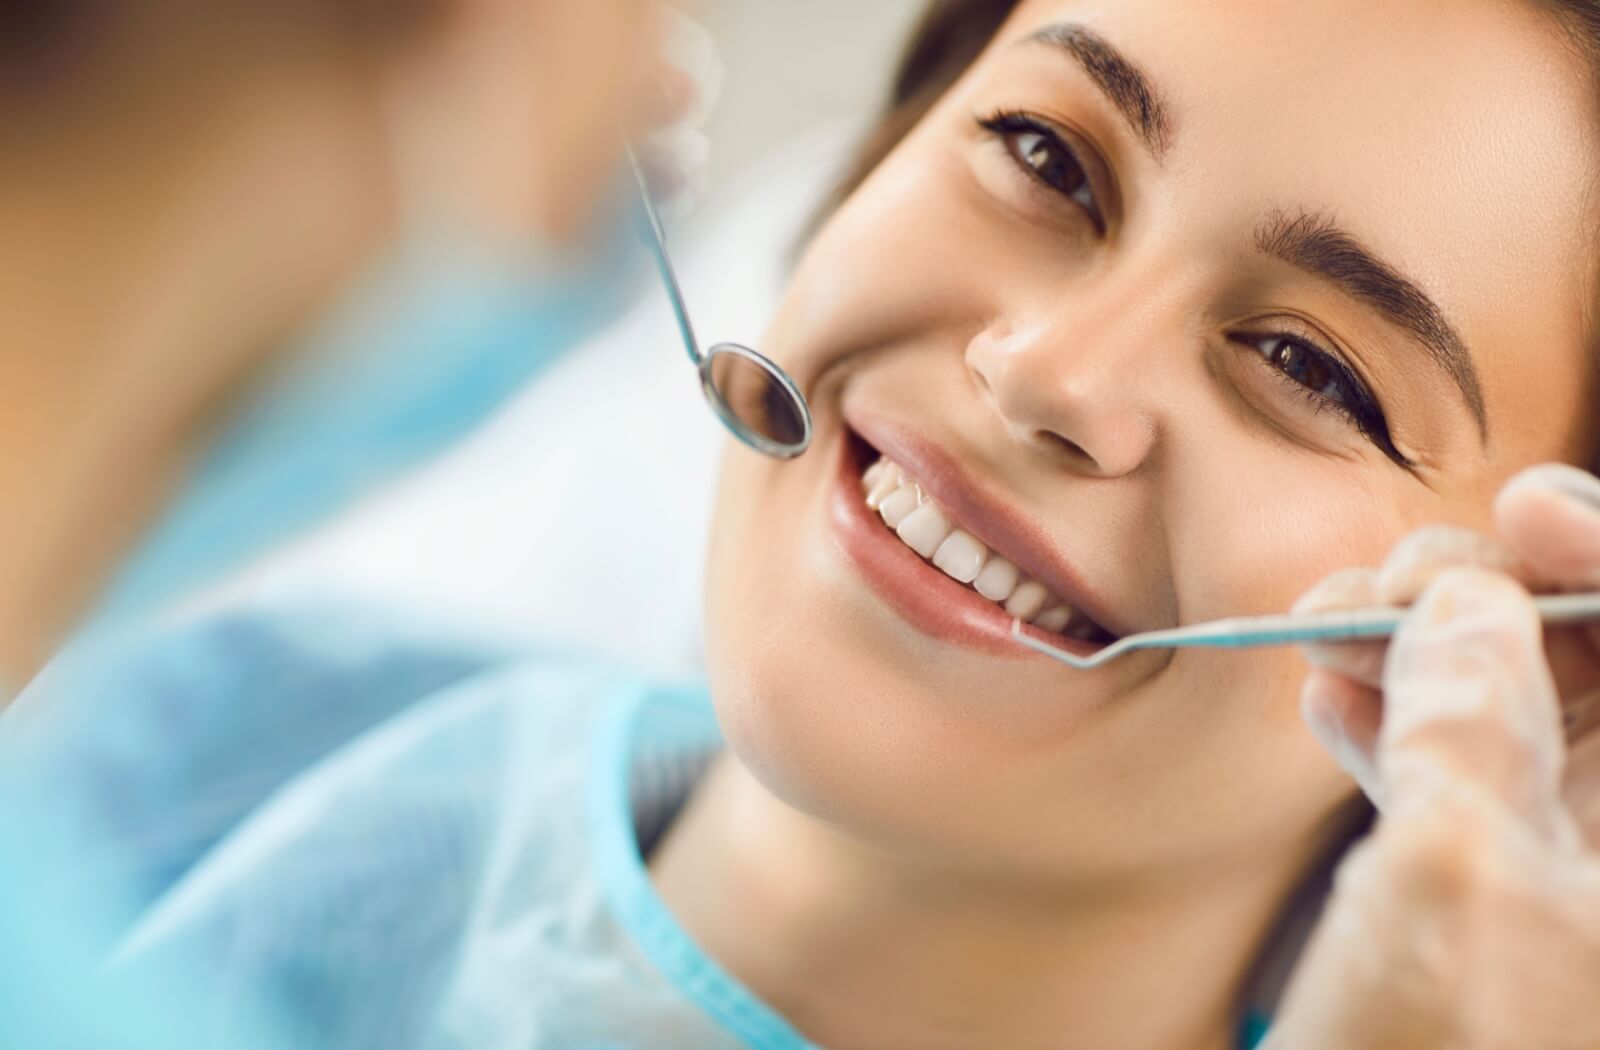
[651,5,722,133]
[1298,526,1526,692]
[1373,525,1526,606]
[1496,464,1600,591]
[634,129,711,219]
[1294,567,1387,686]
[1496,465,1600,737]
[632,6,721,217]
[640,65,700,129]
[1380,568,1572,839]
[1302,667,1385,804]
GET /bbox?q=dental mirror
[626,146,813,460]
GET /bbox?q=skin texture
[654,0,1600,1046]
[0,0,668,682]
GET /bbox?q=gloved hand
[632,5,723,219]
[1269,464,1600,1048]
[445,1,722,244]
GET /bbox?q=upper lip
[847,412,1136,641]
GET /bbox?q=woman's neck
[651,755,1309,1050]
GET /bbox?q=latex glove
[631,5,723,218]
[1270,465,1600,1048]
[380,1,722,245]
[1293,465,1600,810]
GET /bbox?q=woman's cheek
[766,147,1009,391]
[1181,455,1416,623]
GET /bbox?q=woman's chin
[701,580,1123,874]
[699,425,1125,862]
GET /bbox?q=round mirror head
[700,342,812,460]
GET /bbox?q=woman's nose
[965,307,1164,479]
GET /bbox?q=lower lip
[827,433,1101,659]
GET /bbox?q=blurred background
[204,1,937,680]
[0,6,941,1042]
[695,0,926,195]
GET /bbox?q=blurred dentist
[0,0,718,690]
[0,4,714,1047]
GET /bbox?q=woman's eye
[1244,334,1412,467]
[980,113,1101,226]
[1259,337,1348,401]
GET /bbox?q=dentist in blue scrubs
[0,1,721,1046]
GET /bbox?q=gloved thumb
[1497,463,1600,590]
[1379,568,1571,839]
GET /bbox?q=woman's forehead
[989,0,1600,442]
[994,1,1597,245]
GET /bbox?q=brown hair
[825,0,1600,214]
[811,0,1021,227]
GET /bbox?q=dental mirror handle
[625,145,702,366]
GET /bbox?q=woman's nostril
[967,357,995,401]
[1040,430,1091,463]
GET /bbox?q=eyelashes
[976,109,1410,469]
[1238,333,1412,467]
[979,111,1104,231]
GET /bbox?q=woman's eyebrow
[1018,25,1486,442]
[1021,23,1174,158]
[1257,209,1489,441]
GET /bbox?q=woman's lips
[828,430,1109,658]
[847,413,1134,635]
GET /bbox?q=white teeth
[861,456,1100,640]
[932,530,986,584]
[896,503,952,559]
[865,468,902,510]
[973,556,1019,602]
[1034,605,1073,633]
[878,485,919,528]
[1004,580,1049,622]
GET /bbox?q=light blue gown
[1,587,809,1049]
[1,588,1273,1049]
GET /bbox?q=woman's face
[705,0,1600,883]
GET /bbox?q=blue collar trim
[589,681,1271,1050]
[1240,1011,1272,1048]
[589,682,817,1050]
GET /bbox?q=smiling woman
[13,2,1600,1049]
[684,0,1600,1045]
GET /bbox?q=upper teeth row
[862,456,1093,638]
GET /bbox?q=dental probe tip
[1009,618,1106,669]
